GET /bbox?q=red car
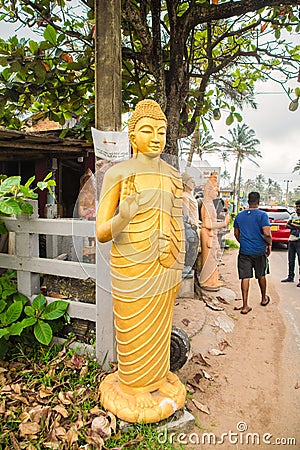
[259,206,291,245]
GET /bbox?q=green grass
[0,342,182,449]
[225,238,239,249]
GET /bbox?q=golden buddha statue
[96,99,186,423]
[199,172,230,290]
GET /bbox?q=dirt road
[177,246,300,450]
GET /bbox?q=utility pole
[283,179,292,206]
[95,0,122,135]
[94,0,122,366]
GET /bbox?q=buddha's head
[182,172,195,192]
[204,179,217,200]
[128,99,167,157]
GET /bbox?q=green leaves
[0,273,69,350]
[34,320,52,345]
[32,294,47,311]
[40,300,69,320]
[44,25,57,46]
[0,198,22,215]
[0,173,56,231]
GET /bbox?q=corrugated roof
[0,129,94,161]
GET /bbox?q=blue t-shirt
[234,209,270,256]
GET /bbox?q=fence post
[16,200,40,298]
[96,241,116,368]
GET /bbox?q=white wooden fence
[0,202,116,366]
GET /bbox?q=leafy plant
[24,294,69,345]
[0,271,69,357]
[0,172,56,233]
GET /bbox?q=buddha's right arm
[96,169,140,242]
[96,171,121,243]
[96,207,135,242]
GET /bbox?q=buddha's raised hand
[119,174,141,221]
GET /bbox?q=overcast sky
[205,78,300,193]
[1,20,300,194]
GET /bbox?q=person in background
[234,191,272,314]
[281,199,300,287]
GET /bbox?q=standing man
[234,192,272,314]
[281,199,300,287]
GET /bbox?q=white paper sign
[91,128,130,161]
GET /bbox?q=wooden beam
[95,0,122,131]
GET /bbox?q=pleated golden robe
[110,159,185,391]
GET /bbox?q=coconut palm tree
[185,129,219,167]
[219,123,261,211]
[293,160,300,174]
[218,151,230,170]
[255,174,266,196]
[220,169,231,188]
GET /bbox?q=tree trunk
[186,130,197,167]
[232,153,240,213]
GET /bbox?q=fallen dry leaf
[48,292,69,299]
[181,318,190,326]
[188,378,205,392]
[216,296,230,305]
[79,365,89,377]
[91,415,112,439]
[202,369,214,380]
[28,405,51,423]
[1,384,12,392]
[90,406,102,415]
[192,399,210,414]
[0,398,6,414]
[218,338,231,351]
[191,353,211,366]
[19,411,30,422]
[39,386,54,398]
[58,391,74,405]
[65,354,87,370]
[186,383,196,393]
[107,411,117,434]
[209,348,225,356]
[65,427,79,446]
[86,430,105,448]
[53,405,69,418]
[9,431,21,450]
[19,421,41,437]
[11,384,21,394]
[53,426,67,439]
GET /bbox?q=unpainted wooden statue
[199,172,230,291]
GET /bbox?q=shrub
[0,270,69,357]
[0,173,56,233]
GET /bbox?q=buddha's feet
[99,371,186,423]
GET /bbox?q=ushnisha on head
[182,172,195,191]
[128,99,167,155]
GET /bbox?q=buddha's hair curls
[128,99,167,138]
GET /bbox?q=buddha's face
[130,117,167,158]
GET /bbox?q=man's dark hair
[248,192,260,204]
[295,199,300,206]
